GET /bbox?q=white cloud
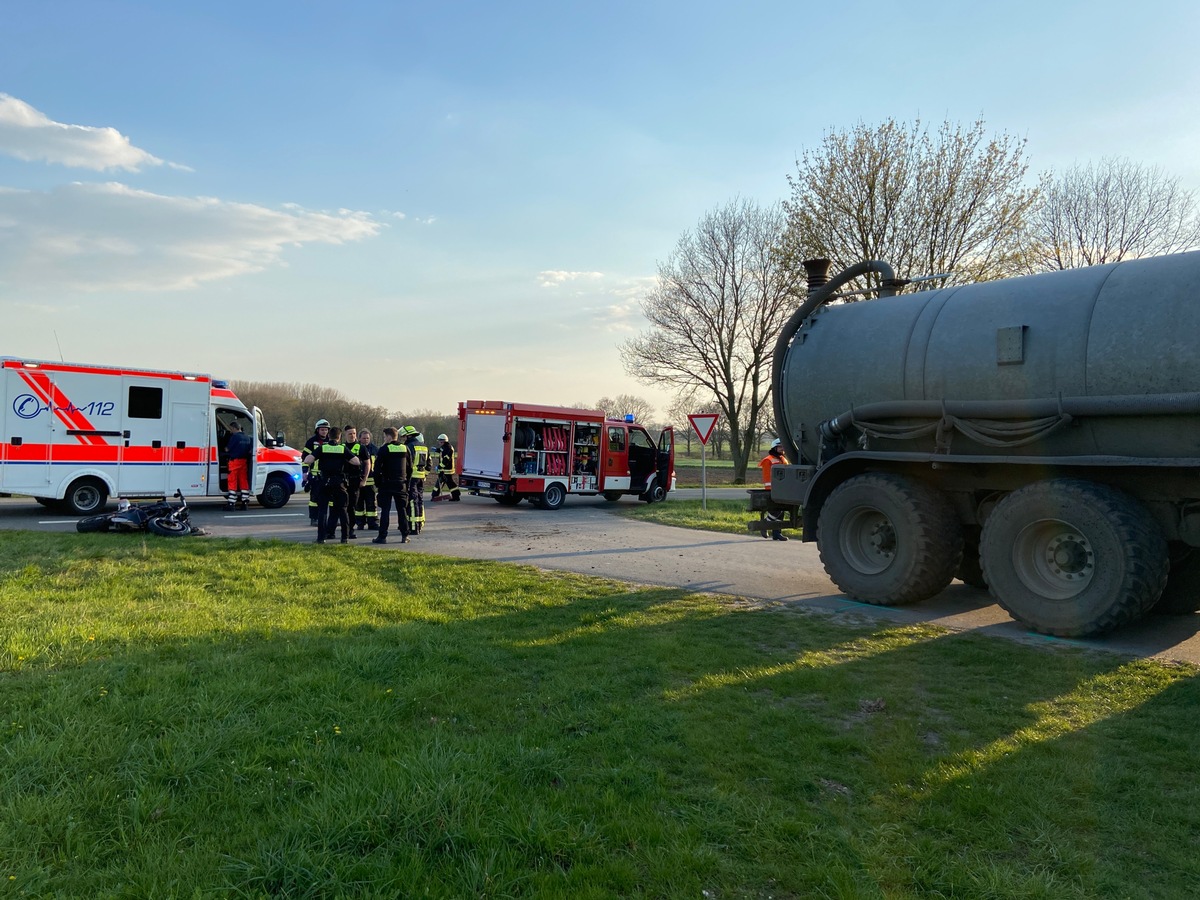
[0,94,172,172]
[0,182,381,292]
[538,270,604,288]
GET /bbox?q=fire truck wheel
[645,483,667,503]
[602,491,623,502]
[495,495,522,506]
[541,483,566,510]
[63,478,108,516]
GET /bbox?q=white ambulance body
[1,357,302,513]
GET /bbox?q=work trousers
[377,486,409,539]
[356,484,377,527]
[319,477,350,540]
[432,472,460,499]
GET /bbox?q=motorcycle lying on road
[76,490,196,537]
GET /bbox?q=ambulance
[1,357,302,514]
[457,400,674,509]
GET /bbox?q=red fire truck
[457,400,674,509]
[1,356,302,513]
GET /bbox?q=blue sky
[4,0,1199,420]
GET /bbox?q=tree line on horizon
[621,118,1200,482]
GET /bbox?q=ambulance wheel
[257,475,292,509]
[541,483,566,510]
[602,492,623,502]
[63,478,108,516]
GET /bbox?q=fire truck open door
[657,426,674,491]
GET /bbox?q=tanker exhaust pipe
[802,258,832,292]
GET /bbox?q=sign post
[686,413,719,511]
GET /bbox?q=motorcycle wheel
[76,515,112,533]
[147,516,192,537]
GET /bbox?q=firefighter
[341,425,364,540]
[371,427,412,544]
[431,432,461,501]
[224,420,253,510]
[355,428,378,530]
[304,426,359,543]
[759,438,789,541]
[303,418,331,526]
[402,426,429,535]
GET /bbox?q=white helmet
[771,438,782,448]
[437,433,449,442]
[315,418,330,429]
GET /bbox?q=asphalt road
[4,488,1199,665]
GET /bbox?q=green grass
[616,499,765,536]
[2,532,1199,898]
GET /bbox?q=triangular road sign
[687,413,719,446]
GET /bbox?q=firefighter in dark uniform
[305,426,360,543]
[303,418,331,526]
[431,433,461,501]
[356,428,378,531]
[371,427,412,544]
[341,425,364,540]
[402,426,429,535]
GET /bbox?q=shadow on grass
[2,535,1199,898]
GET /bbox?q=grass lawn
[2,532,1199,897]
[615,499,767,537]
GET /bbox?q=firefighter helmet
[402,425,417,436]
[436,433,449,442]
[315,418,330,429]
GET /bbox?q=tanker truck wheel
[817,474,962,605]
[1151,545,1200,615]
[980,479,1168,637]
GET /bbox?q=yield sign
[687,413,719,446]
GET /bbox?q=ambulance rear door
[1,365,53,496]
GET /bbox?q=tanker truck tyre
[957,528,988,589]
[540,482,566,511]
[979,479,1169,637]
[817,473,962,606]
[63,477,108,516]
[1153,546,1200,615]
[256,475,292,509]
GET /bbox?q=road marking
[222,513,306,519]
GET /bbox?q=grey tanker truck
[766,251,1200,637]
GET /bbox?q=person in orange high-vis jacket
[759,439,789,541]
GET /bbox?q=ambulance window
[128,386,163,419]
[629,429,654,450]
[607,426,626,452]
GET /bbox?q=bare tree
[595,394,656,424]
[778,118,1039,289]
[621,198,801,482]
[1029,156,1200,270]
